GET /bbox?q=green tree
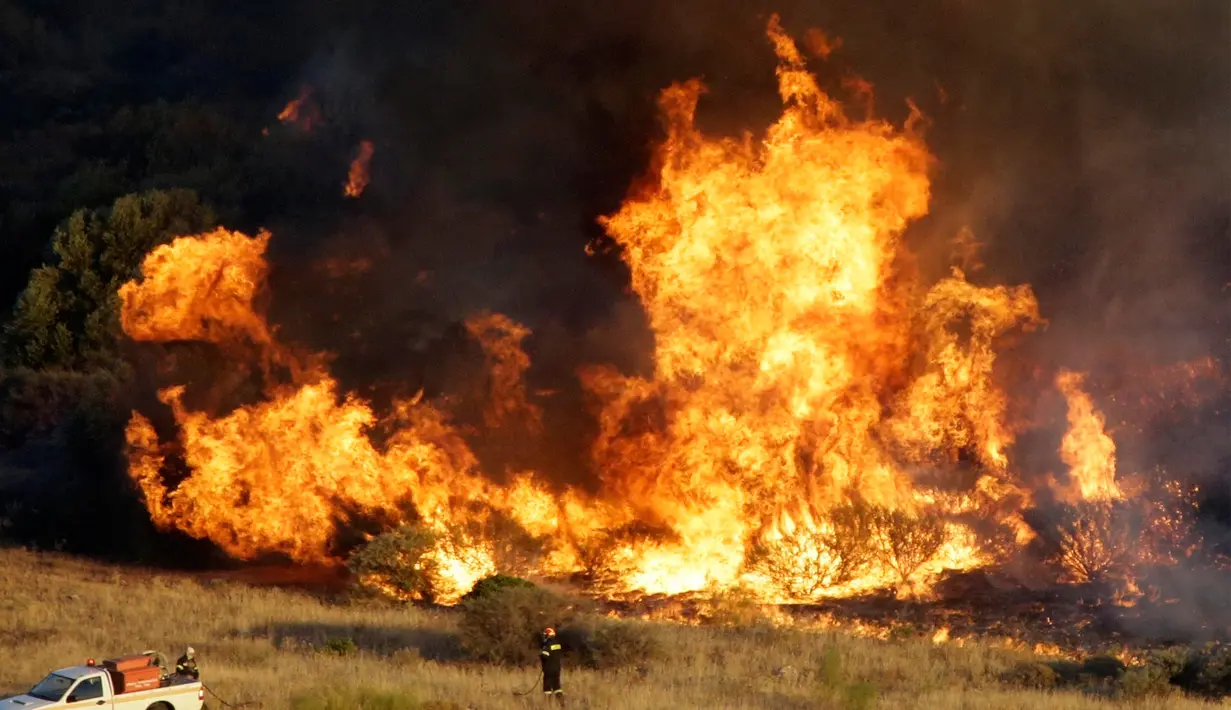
[3,189,216,370]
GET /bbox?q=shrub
[1078,654,1126,681]
[457,584,583,665]
[695,586,770,628]
[1000,662,1060,690]
[346,525,439,603]
[322,637,358,656]
[567,619,664,670]
[1046,659,1082,685]
[1142,646,1189,680]
[1119,665,1176,698]
[843,682,878,710]
[461,574,536,602]
[1174,644,1231,698]
[812,647,878,710]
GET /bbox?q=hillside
[0,547,1202,710]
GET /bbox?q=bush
[1119,665,1176,698]
[812,647,879,710]
[843,682,878,710]
[457,584,584,665]
[1001,662,1060,690]
[1078,654,1125,681]
[695,586,770,628]
[1001,652,1189,699]
[566,619,664,670]
[461,574,536,602]
[322,637,357,656]
[347,525,440,603]
[1174,644,1231,698]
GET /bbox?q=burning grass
[0,547,1223,709]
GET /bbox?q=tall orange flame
[1055,370,1121,502]
[581,14,1039,595]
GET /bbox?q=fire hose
[511,671,543,697]
[202,683,259,708]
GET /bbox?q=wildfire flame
[120,16,1161,604]
[277,86,319,132]
[344,140,374,198]
[1055,370,1121,502]
[581,14,1040,596]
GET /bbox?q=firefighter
[540,627,564,703]
[175,647,200,680]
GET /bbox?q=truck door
[66,676,106,707]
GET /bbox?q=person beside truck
[0,650,204,710]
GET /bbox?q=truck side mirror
[67,695,78,703]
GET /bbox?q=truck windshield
[28,673,74,701]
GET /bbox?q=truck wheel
[146,702,174,710]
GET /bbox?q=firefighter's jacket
[176,655,200,679]
[540,636,562,671]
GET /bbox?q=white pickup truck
[0,653,204,710]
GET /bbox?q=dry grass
[0,547,1207,710]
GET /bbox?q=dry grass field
[0,547,1206,710]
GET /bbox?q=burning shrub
[457,584,584,665]
[453,511,545,575]
[461,574,536,602]
[868,507,946,587]
[747,500,875,599]
[1032,501,1141,584]
[570,529,639,586]
[346,525,440,603]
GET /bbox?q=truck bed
[111,674,201,710]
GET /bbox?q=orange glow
[344,140,374,198]
[278,86,319,132]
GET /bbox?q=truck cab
[1,655,204,710]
